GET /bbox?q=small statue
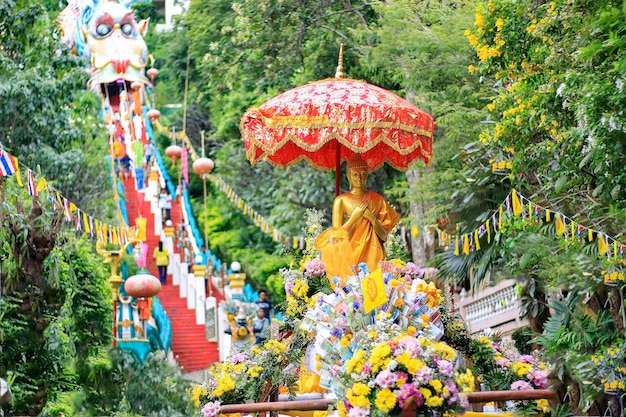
[316,154,400,277]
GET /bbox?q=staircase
[122,173,221,372]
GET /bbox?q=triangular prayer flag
[361,268,388,313]
[454,235,459,256]
[486,218,491,243]
[546,209,551,222]
[588,229,593,242]
[512,190,523,216]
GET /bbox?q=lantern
[147,109,161,122]
[192,157,214,178]
[165,145,183,163]
[124,273,161,320]
[147,68,159,81]
[131,81,143,91]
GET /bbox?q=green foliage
[511,327,533,355]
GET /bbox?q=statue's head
[346,154,369,190]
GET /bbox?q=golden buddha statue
[316,155,400,278]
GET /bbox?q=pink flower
[399,383,424,408]
[348,406,370,417]
[413,366,433,384]
[495,358,511,368]
[528,370,548,389]
[329,365,342,377]
[361,363,372,375]
[437,359,454,377]
[511,380,533,391]
[305,259,326,277]
[202,401,221,417]
[230,353,249,364]
[398,337,423,357]
[518,354,535,364]
[375,370,397,388]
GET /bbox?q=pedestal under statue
[316,154,400,278]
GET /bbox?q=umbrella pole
[335,148,340,197]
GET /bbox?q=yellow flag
[361,268,388,313]
[486,219,491,243]
[292,237,298,249]
[511,190,523,216]
[546,209,551,222]
[474,229,481,251]
[454,236,459,256]
[12,156,23,186]
[588,229,594,242]
[462,234,470,255]
[555,214,565,236]
[498,206,503,229]
[36,177,48,192]
[83,212,90,234]
[411,225,419,237]
[614,239,619,259]
[598,234,608,255]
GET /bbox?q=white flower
[556,83,566,97]
[387,360,398,371]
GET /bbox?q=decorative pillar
[193,264,207,325]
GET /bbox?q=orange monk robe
[317,191,400,278]
[347,191,400,273]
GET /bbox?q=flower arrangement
[336,335,474,417]
[470,335,551,414]
[197,337,302,409]
[297,260,473,416]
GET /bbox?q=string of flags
[449,188,626,261]
[0,147,139,246]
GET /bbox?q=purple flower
[202,401,221,417]
[437,359,454,377]
[404,262,422,279]
[284,277,295,296]
[352,302,361,311]
[510,380,533,391]
[305,259,326,277]
[444,380,459,401]
[375,370,397,388]
[331,328,343,338]
[528,370,549,389]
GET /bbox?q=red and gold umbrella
[240,49,434,195]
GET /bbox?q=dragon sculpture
[59,0,151,91]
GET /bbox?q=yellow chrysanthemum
[374,389,396,413]
[352,383,371,397]
[425,396,444,407]
[513,362,532,377]
[430,379,443,393]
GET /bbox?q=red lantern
[147,68,159,81]
[165,145,183,163]
[124,273,161,298]
[147,109,161,122]
[193,157,214,177]
[124,274,161,321]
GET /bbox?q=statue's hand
[351,203,367,219]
